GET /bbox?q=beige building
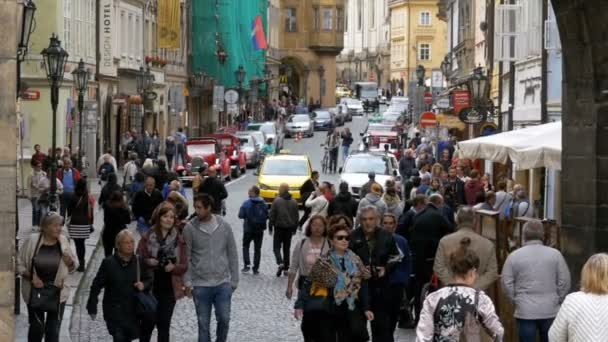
[389,0,448,87]
[278,0,345,106]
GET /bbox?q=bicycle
[320,145,330,174]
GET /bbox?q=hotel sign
[99,0,116,76]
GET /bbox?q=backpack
[99,163,114,181]
[248,200,268,229]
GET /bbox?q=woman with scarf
[136,202,188,342]
[295,223,374,341]
[382,180,404,222]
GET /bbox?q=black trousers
[302,310,334,342]
[27,302,66,342]
[140,288,176,342]
[370,286,394,342]
[73,238,86,268]
[329,148,339,172]
[243,230,263,270]
[387,283,407,342]
[332,306,369,342]
[102,228,119,257]
[166,154,174,170]
[273,227,293,269]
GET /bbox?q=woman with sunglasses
[295,223,374,342]
[287,215,331,341]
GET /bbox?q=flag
[251,15,267,50]
[158,0,180,49]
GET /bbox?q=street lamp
[72,58,89,171]
[469,66,489,107]
[41,33,69,211]
[190,71,207,90]
[416,64,426,87]
[317,65,325,104]
[16,0,36,96]
[235,65,246,115]
[440,55,452,85]
[303,66,310,102]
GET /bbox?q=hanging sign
[452,90,471,114]
[224,89,239,104]
[459,107,487,124]
[99,0,116,76]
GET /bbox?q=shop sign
[21,89,40,100]
[459,107,487,124]
[436,98,450,109]
[452,90,471,114]
[99,0,116,77]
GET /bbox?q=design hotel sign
[99,0,115,76]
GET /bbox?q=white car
[285,114,314,138]
[340,98,365,116]
[339,152,401,198]
[247,121,285,150]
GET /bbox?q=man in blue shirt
[383,213,412,335]
[57,158,81,217]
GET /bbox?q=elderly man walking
[433,206,499,290]
[501,220,570,342]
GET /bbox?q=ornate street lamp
[41,33,69,211]
[440,55,452,85]
[416,65,426,87]
[469,66,489,106]
[17,0,36,96]
[144,66,154,92]
[72,59,89,170]
[136,66,145,95]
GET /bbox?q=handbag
[29,234,61,313]
[308,255,338,289]
[459,289,483,342]
[302,279,333,313]
[134,256,157,322]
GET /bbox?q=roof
[265,154,309,161]
[368,130,398,137]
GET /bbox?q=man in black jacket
[445,166,466,207]
[131,176,164,230]
[327,181,358,222]
[198,166,228,215]
[399,149,416,179]
[298,171,319,228]
[409,193,452,318]
[397,194,427,240]
[270,184,299,277]
[350,205,400,342]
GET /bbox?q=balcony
[308,31,344,55]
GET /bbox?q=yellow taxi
[335,85,352,98]
[257,153,312,204]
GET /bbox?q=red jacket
[56,168,81,183]
[464,179,484,205]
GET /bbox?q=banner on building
[251,15,268,50]
[99,0,116,76]
[158,0,181,49]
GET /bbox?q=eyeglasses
[334,235,350,241]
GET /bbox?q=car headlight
[258,183,271,190]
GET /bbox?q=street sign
[459,107,487,124]
[224,89,239,104]
[424,92,433,105]
[226,103,238,114]
[431,70,443,88]
[420,111,438,128]
[452,90,471,114]
[20,89,40,100]
[437,98,450,109]
[213,86,225,111]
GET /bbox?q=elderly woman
[549,253,608,341]
[287,215,331,341]
[18,212,78,342]
[87,230,153,341]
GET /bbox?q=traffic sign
[224,89,239,104]
[436,98,450,109]
[420,111,438,128]
[424,92,433,105]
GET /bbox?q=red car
[364,130,403,160]
[177,138,229,185]
[203,133,247,179]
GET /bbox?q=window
[418,43,430,60]
[285,8,297,32]
[313,7,320,31]
[370,1,375,28]
[322,7,333,31]
[494,4,523,61]
[420,11,431,26]
[63,0,71,53]
[337,7,344,32]
[357,0,362,30]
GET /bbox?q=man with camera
[350,205,400,342]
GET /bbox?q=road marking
[225,174,249,187]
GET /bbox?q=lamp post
[190,71,207,134]
[136,66,154,133]
[303,66,310,103]
[317,65,325,105]
[41,33,69,211]
[440,55,452,86]
[263,65,272,102]
[72,59,89,171]
[415,64,426,87]
[469,66,489,107]
[235,65,246,117]
[17,0,36,97]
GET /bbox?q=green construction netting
[191,0,267,90]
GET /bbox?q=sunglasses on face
[334,235,350,241]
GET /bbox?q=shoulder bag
[308,254,338,289]
[29,234,62,313]
[134,256,158,322]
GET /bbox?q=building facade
[278,0,345,107]
[336,0,391,90]
[388,0,448,89]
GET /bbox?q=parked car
[359,130,403,160]
[336,85,352,99]
[236,134,261,168]
[339,152,401,198]
[285,114,314,138]
[247,121,285,151]
[236,130,266,151]
[312,110,335,130]
[339,98,365,116]
[177,138,230,185]
[203,133,248,179]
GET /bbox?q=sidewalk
[15,179,107,342]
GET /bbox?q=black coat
[327,192,358,220]
[410,204,452,281]
[198,177,228,212]
[299,179,317,205]
[99,182,122,206]
[131,189,164,223]
[87,254,153,339]
[399,157,416,179]
[445,178,466,207]
[349,228,399,290]
[397,208,421,241]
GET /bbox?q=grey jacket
[270,193,299,229]
[356,193,387,225]
[183,215,239,288]
[501,240,571,319]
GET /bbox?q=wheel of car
[241,166,246,175]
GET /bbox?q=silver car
[247,122,285,150]
[339,152,401,198]
[236,134,261,167]
[285,114,314,138]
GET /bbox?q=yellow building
[389,0,448,86]
[278,0,345,107]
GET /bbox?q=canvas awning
[456,121,561,170]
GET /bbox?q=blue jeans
[516,318,554,342]
[192,283,233,342]
[31,198,42,226]
[341,145,350,164]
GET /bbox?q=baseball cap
[368,171,376,179]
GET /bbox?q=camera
[157,248,177,269]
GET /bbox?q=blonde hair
[114,229,135,249]
[40,212,63,231]
[581,253,608,295]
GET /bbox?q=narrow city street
[69,114,415,342]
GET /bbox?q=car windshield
[239,138,254,148]
[290,115,310,123]
[383,113,401,121]
[295,106,309,114]
[246,124,261,131]
[250,132,264,144]
[187,144,215,155]
[367,124,393,131]
[262,159,309,176]
[344,99,361,105]
[315,111,330,119]
[260,124,275,135]
[343,156,389,175]
[392,97,408,104]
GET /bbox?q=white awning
[457,122,561,170]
